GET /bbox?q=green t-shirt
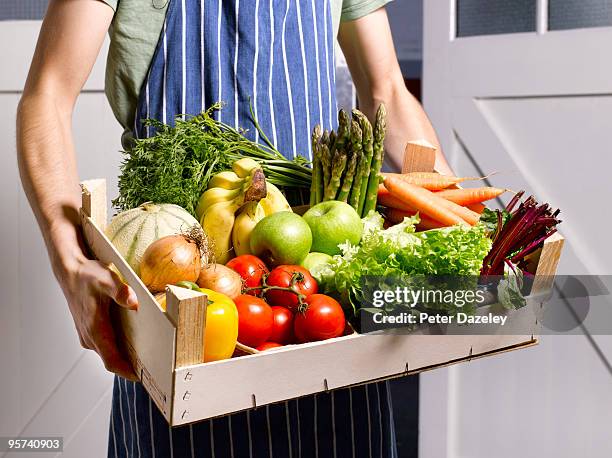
[99,0,391,143]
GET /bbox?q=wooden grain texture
[402,140,437,173]
[80,181,177,422]
[80,179,107,230]
[171,318,535,426]
[531,232,565,296]
[166,286,207,368]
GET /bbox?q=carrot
[434,187,505,205]
[383,176,469,226]
[467,202,485,214]
[385,207,446,230]
[382,172,494,191]
[378,184,417,212]
[435,197,481,225]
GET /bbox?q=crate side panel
[81,213,177,421]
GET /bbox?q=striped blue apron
[109,0,397,456]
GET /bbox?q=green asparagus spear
[333,109,351,154]
[324,150,347,201]
[320,130,331,190]
[337,121,362,203]
[310,125,323,205]
[352,109,374,215]
[362,104,387,216]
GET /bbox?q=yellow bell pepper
[197,288,239,362]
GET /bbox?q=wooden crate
[79,142,564,426]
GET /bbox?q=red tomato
[269,306,294,344]
[226,255,269,295]
[256,342,283,351]
[294,294,345,343]
[265,265,317,311]
[234,294,273,347]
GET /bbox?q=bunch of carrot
[379,172,506,230]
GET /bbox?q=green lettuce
[313,213,492,317]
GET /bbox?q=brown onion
[197,263,242,299]
[140,230,205,293]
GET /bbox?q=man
[17,0,449,456]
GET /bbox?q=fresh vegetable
[314,213,492,316]
[265,265,318,311]
[310,125,323,205]
[294,294,345,343]
[320,132,332,191]
[352,110,374,213]
[434,187,506,205]
[113,103,311,216]
[382,172,488,191]
[336,121,362,202]
[383,176,468,227]
[257,342,283,351]
[481,192,561,276]
[226,255,269,295]
[310,107,384,215]
[384,208,445,230]
[197,263,242,300]
[105,203,200,275]
[269,306,295,344]
[362,104,387,216]
[199,288,239,362]
[249,212,313,266]
[324,150,347,200]
[140,227,209,293]
[234,294,274,348]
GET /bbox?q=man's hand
[17,0,138,380]
[338,7,453,174]
[63,257,139,380]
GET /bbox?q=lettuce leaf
[314,214,492,317]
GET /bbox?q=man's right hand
[60,256,139,381]
[16,0,132,380]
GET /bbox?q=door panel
[421,2,612,457]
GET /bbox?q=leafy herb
[113,103,311,216]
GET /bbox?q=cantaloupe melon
[106,203,200,275]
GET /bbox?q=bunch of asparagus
[310,104,387,217]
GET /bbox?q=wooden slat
[80,180,177,422]
[402,140,437,173]
[531,232,565,296]
[80,179,107,230]
[166,286,207,368]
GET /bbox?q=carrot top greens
[113,103,311,216]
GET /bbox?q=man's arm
[338,7,452,174]
[17,0,137,379]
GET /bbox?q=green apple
[250,211,312,266]
[302,201,363,256]
[301,252,333,272]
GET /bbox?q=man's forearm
[357,79,452,175]
[17,91,86,280]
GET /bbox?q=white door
[421,1,612,457]
[0,20,122,458]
